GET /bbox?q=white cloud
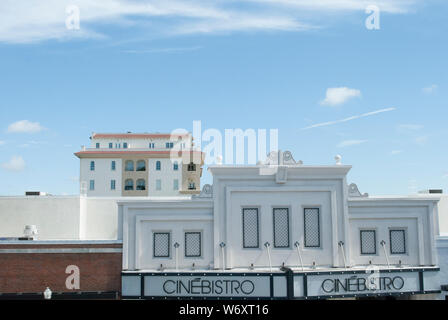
[253,0,418,14]
[391,150,403,155]
[415,135,429,146]
[321,87,361,106]
[124,46,203,54]
[1,156,26,172]
[18,140,48,148]
[0,0,421,43]
[7,120,45,133]
[397,124,423,131]
[302,107,395,130]
[337,139,367,148]
[422,84,438,94]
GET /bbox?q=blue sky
[0,0,447,196]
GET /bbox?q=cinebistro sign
[294,271,421,298]
[145,276,272,297]
[121,269,439,299]
[321,275,404,293]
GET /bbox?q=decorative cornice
[263,150,303,166]
[92,133,190,139]
[74,150,204,159]
[348,183,369,197]
[193,184,213,198]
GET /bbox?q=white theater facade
[120,151,444,300]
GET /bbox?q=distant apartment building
[75,133,204,197]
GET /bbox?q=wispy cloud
[301,107,396,130]
[1,155,26,172]
[337,139,368,148]
[252,0,418,14]
[391,150,403,155]
[415,135,429,146]
[123,46,203,54]
[18,140,48,148]
[321,87,361,106]
[7,120,46,134]
[422,84,438,94]
[397,124,423,131]
[0,0,422,43]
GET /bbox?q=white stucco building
[0,147,447,300]
[76,132,204,197]
[119,151,447,300]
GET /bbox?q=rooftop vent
[418,189,443,194]
[25,191,47,196]
[23,225,38,240]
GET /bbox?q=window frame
[360,229,377,255]
[136,160,146,172]
[303,207,321,248]
[184,231,202,258]
[90,161,95,171]
[110,180,116,190]
[153,232,171,258]
[242,208,260,249]
[173,161,179,171]
[136,179,146,191]
[89,180,95,191]
[111,160,116,171]
[156,179,162,191]
[273,208,290,248]
[125,160,134,171]
[156,161,161,171]
[389,229,407,255]
[124,179,134,191]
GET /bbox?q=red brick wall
[0,243,122,294]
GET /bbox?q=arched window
[188,181,196,190]
[156,161,161,171]
[187,162,196,171]
[173,161,178,171]
[125,160,134,171]
[136,160,146,171]
[90,161,95,171]
[136,179,146,191]
[124,179,134,191]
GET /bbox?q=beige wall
[122,157,149,197]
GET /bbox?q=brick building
[0,240,122,299]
